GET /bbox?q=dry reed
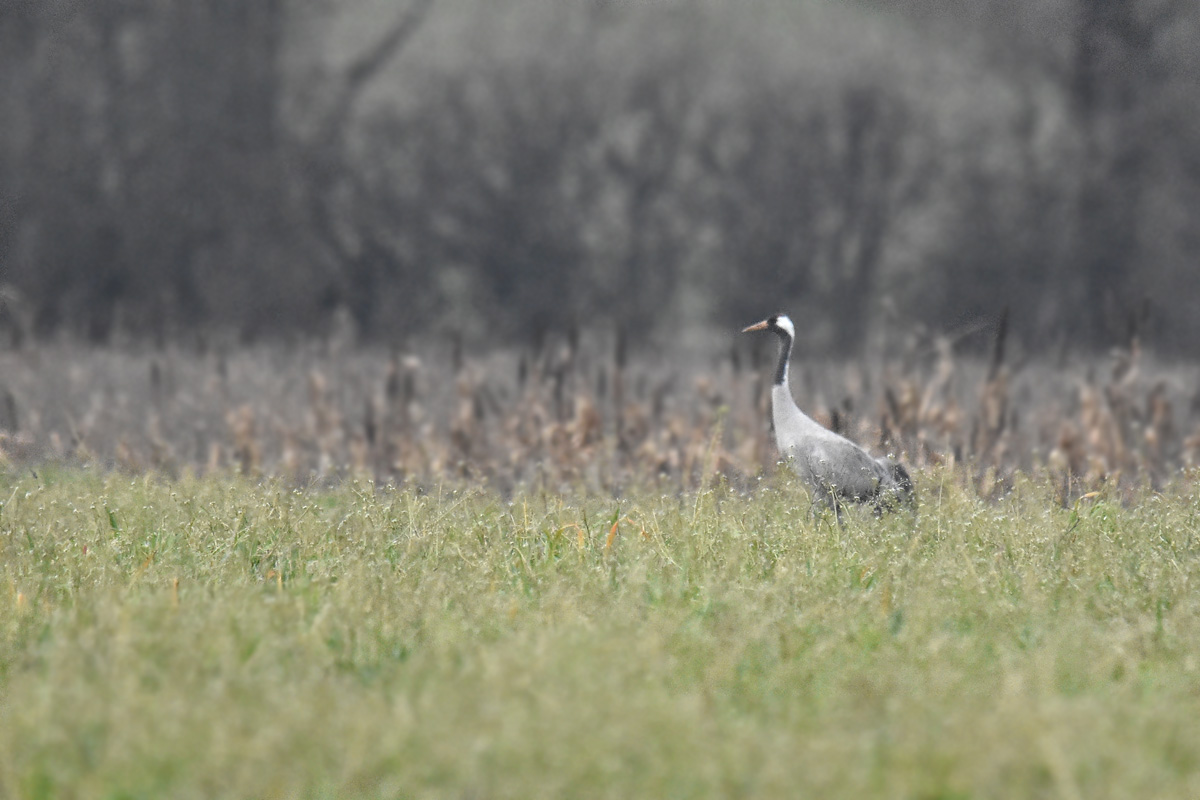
[0,328,1197,503]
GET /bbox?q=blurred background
[3,0,1199,356]
[3,0,1200,495]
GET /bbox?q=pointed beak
[742,320,769,333]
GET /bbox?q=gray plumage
[743,314,915,518]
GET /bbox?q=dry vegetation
[1,328,1198,502]
[4,333,1200,797]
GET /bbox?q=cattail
[149,359,163,409]
[0,387,17,432]
[571,393,602,450]
[227,404,260,476]
[1143,381,1175,479]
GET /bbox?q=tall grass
[3,467,1199,798]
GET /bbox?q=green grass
[2,468,1200,799]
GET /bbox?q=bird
[742,313,915,519]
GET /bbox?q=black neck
[773,329,792,386]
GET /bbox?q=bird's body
[744,314,914,517]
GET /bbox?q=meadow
[2,334,1200,797]
[2,468,1200,798]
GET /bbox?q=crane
[743,314,915,519]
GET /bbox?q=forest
[2,0,1199,356]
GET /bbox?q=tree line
[1,0,1197,354]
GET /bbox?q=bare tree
[1064,0,1170,343]
[287,0,436,335]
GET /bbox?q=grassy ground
[2,468,1199,799]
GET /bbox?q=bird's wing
[807,435,891,499]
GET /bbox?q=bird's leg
[811,488,844,527]
[808,494,829,524]
[871,485,898,517]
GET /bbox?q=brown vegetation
[1,329,1197,505]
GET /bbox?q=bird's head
[742,314,795,340]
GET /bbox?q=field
[2,336,1200,797]
[2,467,1200,798]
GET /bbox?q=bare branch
[321,0,435,140]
